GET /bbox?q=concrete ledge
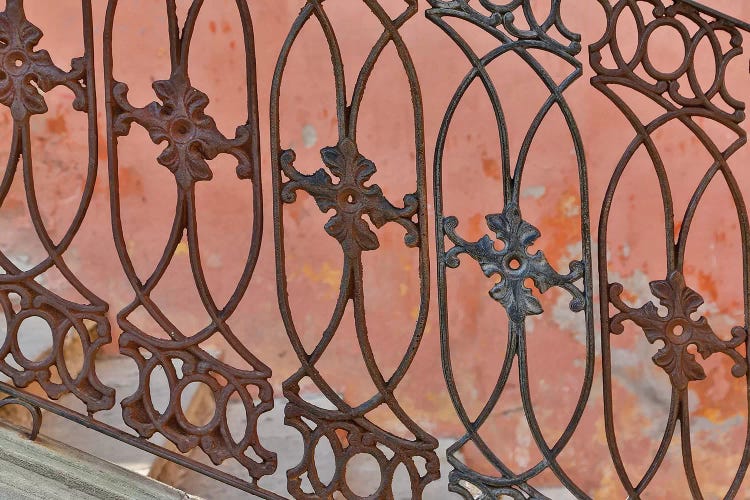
[0,421,200,500]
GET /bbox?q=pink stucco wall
[3,0,750,496]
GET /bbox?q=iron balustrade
[0,0,745,499]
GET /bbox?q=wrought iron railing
[0,0,748,498]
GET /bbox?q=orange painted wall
[3,0,750,496]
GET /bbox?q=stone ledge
[0,421,200,500]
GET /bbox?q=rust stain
[94,161,133,198]
[620,288,640,304]
[594,415,608,446]
[399,254,413,273]
[690,353,745,423]
[696,270,719,302]
[97,132,108,160]
[692,379,745,423]
[699,407,725,423]
[481,155,501,181]
[467,213,484,240]
[46,113,67,134]
[111,165,144,197]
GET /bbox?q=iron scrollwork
[0,0,114,414]
[272,1,440,498]
[280,138,420,258]
[610,271,747,391]
[105,1,279,497]
[593,0,750,497]
[429,0,595,498]
[444,202,585,323]
[0,0,747,498]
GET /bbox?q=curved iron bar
[592,1,750,498]
[0,1,746,498]
[104,0,278,495]
[0,383,285,499]
[429,0,594,498]
[271,1,440,498]
[0,2,282,497]
[0,395,42,440]
[0,0,114,414]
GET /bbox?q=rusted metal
[104,0,279,496]
[593,1,750,498]
[0,0,746,498]
[444,203,586,324]
[609,272,747,391]
[0,395,41,440]
[428,0,595,498]
[0,0,114,413]
[271,1,439,498]
[0,0,282,498]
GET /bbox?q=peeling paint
[302,124,317,148]
[206,253,222,269]
[520,185,546,199]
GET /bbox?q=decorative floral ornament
[111,72,253,189]
[0,1,87,121]
[280,138,420,257]
[610,271,748,390]
[444,202,585,323]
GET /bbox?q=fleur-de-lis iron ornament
[105,0,278,495]
[0,1,87,121]
[111,72,253,189]
[272,1,439,497]
[444,202,585,323]
[2,0,750,498]
[610,271,747,390]
[593,0,750,497]
[280,138,420,257]
[430,0,594,497]
[0,0,115,415]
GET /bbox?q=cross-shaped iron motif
[610,271,748,390]
[444,202,585,323]
[280,138,420,257]
[110,72,253,189]
[0,0,88,121]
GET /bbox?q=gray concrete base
[0,422,199,500]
